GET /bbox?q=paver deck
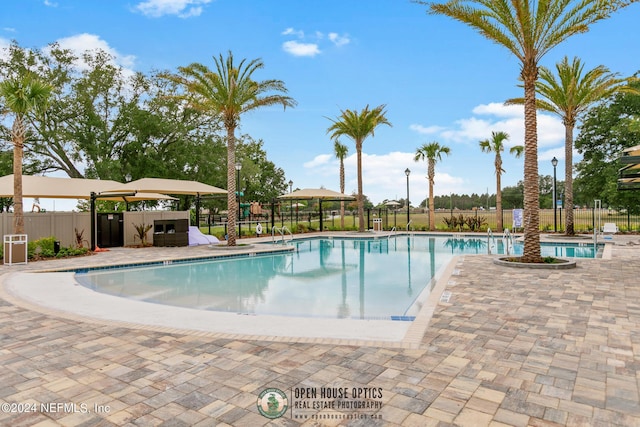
[1,233,639,426]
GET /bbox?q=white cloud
[0,37,10,52]
[282,28,304,38]
[44,0,58,6]
[3,27,16,33]
[134,0,211,18]
[303,151,464,204]
[53,33,137,70]
[416,102,564,149]
[281,28,349,57]
[282,40,320,57]
[328,32,350,47]
[472,102,522,117]
[409,124,445,135]
[303,154,332,168]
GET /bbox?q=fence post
[559,209,562,232]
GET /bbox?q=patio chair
[602,223,618,240]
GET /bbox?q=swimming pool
[75,235,600,320]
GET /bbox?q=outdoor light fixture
[288,180,293,227]
[405,168,411,225]
[551,157,558,232]
[235,162,242,222]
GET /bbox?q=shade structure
[277,188,354,232]
[0,174,122,199]
[385,200,401,207]
[618,145,640,190]
[103,177,226,196]
[0,175,179,202]
[278,188,354,200]
[98,192,178,202]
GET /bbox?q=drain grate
[440,291,452,302]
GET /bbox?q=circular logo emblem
[257,388,288,419]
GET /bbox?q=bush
[0,236,89,263]
[28,236,57,258]
[442,214,487,232]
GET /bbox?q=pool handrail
[281,226,293,243]
[387,226,397,241]
[487,228,494,254]
[503,228,513,255]
[271,226,293,245]
[406,220,413,232]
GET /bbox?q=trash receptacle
[373,218,383,231]
[54,241,61,254]
[3,234,28,265]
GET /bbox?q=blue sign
[512,209,523,228]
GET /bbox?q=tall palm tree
[327,105,391,232]
[506,56,639,235]
[423,0,634,263]
[414,142,450,231]
[0,74,52,234]
[162,51,296,246]
[333,140,349,229]
[479,131,524,232]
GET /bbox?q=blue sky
[2,0,639,211]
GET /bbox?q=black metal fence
[199,206,640,236]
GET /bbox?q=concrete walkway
[1,233,639,426]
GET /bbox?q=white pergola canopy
[278,188,354,200]
[102,177,226,196]
[0,175,223,200]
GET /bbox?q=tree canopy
[574,73,640,212]
[0,42,290,213]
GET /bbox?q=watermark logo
[257,388,288,419]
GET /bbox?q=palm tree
[423,0,634,263]
[414,142,450,231]
[327,105,391,232]
[0,74,52,234]
[479,131,524,232]
[506,56,639,235]
[333,140,349,229]
[162,51,296,246]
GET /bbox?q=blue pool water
[75,236,600,320]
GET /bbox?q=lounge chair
[188,226,221,246]
[602,223,618,240]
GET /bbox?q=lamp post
[551,157,558,233]
[405,168,411,225]
[235,162,242,223]
[288,179,293,228]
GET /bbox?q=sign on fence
[513,209,523,228]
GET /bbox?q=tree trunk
[521,61,542,262]
[226,125,237,246]
[496,153,503,231]
[428,159,435,231]
[12,117,26,234]
[356,142,365,232]
[564,121,575,235]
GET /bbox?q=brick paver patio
[1,233,639,426]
